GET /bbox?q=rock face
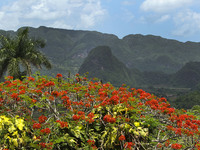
[78,46,133,86]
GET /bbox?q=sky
[0,0,200,42]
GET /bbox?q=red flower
[124,142,133,149]
[165,140,170,147]
[119,135,126,141]
[31,99,37,103]
[7,76,13,79]
[87,139,95,146]
[110,117,116,123]
[78,111,85,115]
[28,76,35,81]
[11,93,18,99]
[56,120,68,128]
[157,143,162,148]
[19,90,26,94]
[175,128,182,135]
[44,81,55,87]
[56,73,62,78]
[88,112,94,118]
[38,115,47,123]
[33,123,41,129]
[51,91,59,97]
[103,114,112,123]
[40,128,51,134]
[39,142,46,148]
[72,115,80,121]
[85,103,91,107]
[171,143,182,149]
[103,115,116,123]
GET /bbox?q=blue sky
[0,0,200,42]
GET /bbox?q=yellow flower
[18,138,23,144]
[12,131,18,136]
[12,138,18,147]
[0,115,12,125]
[8,124,16,133]
[5,134,11,142]
[124,123,130,129]
[133,130,139,135]
[134,122,140,127]
[15,118,25,131]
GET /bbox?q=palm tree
[0,27,52,79]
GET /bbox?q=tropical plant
[0,28,51,80]
[0,73,199,149]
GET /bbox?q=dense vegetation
[78,46,200,109]
[78,46,134,87]
[0,28,51,80]
[0,26,200,149]
[1,26,200,75]
[0,74,199,149]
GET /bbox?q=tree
[0,27,51,79]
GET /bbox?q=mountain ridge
[1,26,200,75]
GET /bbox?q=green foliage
[0,73,199,149]
[0,27,51,79]
[171,62,200,88]
[175,91,200,109]
[78,46,133,87]
[3,26,200,76]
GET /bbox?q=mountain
[78,46,136,86]
[1,26,200,76]
[174,90,200,109]
[122,34,200,73]
[171,62,200,88]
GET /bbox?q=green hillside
[78,46,135,86]
[1,26,200,75]
[171,62,200,88]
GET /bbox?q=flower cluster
[33,123,41,129]
[0,73,199,150]
[103,114,116,123]
[56,120,68,128]
[0,115,27,148]
[171,143,182,149]
[40,128,51,135]
[38,115,47,124]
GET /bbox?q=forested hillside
[1,26,200,75]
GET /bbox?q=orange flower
[124,142,134,149]
[171,143,182,149]
[40,128,51,134]
[38,115,47,123]
[33,123,41,129]
[72,115,80,121]
[119,135,126,141]
[56,73,62,78]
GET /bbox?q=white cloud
[172,10,200,36]
[0,0,106,30]
[140,0,193,13]
[52,21,74,29]
[139,14,170,24]
[155,15,170,23]
[121,9,135,22]
[79,0,106,28]
[122,0,135,6]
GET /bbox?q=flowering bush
[0,115,29,149]
[0,73,199,149]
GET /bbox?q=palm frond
[21,59,32,76]
[0,58,10,78]
[0,27,51,79]
[7,58,20,78]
